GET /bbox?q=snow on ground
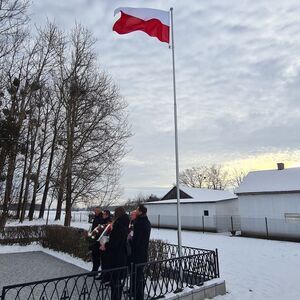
[2,216,300,299]
[151,228,300,300]
[0,243,91,271]
[5,210,91,230]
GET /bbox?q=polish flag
[113,7,170,44]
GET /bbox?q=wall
[146,201,240,232]
[215,199,239,216]
[239,193,300,239]
[146,202,217,231]
[215,199,239,232]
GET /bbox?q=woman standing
[100,207,130,300]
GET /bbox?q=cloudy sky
[31,0,300,200]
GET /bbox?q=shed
[236,163,300,240]
[145,186,238,232]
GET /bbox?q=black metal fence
[1,267,128,300]
[1,244,219,300]
[139,248,219,299]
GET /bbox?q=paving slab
[0,251,88,299]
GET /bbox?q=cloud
[30,0,300,192]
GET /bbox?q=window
[284,213,300,223]
[204,210,209,216]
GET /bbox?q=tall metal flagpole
[170,7,182,256]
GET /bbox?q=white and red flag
[113,7,170,43]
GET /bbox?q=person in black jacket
[90,207,104,273]
[97,209,113,282]
[102,209,112,225]
[101,207,130,300]
[131,204,151,300]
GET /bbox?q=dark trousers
[110,269,126,300]
[91,242,100,272]
[100,250,110,281]
[132,264,145,300]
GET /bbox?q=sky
[30,0,300,201]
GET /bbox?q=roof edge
[236,190,300,196]
[145,197,237,205]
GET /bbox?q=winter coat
[92,214,104,230]
[105,214,130,269]
[103,216,112,225]
[132,214,151,264]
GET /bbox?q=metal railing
[136,249,219,299]
[1,245,219,300]
[1,267,129,300]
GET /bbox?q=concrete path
[0,251,88,298]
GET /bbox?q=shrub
[148,239,169,261]
[0,225,46,245]
[0,225,169,263]
[42,225,90,261]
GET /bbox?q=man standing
[90,207,104,273]
[131,204,151,300]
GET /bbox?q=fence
[148,214,241,233]
[140,244,219,299]
[1,244,219,300]
[148,214,300,241]
[0,225,46,245]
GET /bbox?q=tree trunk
[0,147,17,228]
[0,148,7,179]
[29,113,48,221]
[39,127,57,219]
[64,103,75,227]
[55,156,67,221]
[16,128,30,219]
[20,127,38,222]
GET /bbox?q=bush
[0,225,169,263]
[148,239,169,261]
[0,225,46,245]
[42,225,90,261]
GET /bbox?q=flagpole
[170,7,182,257]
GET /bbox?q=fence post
[202,216,205,234]
[231,216,234,232]
[1,288,6,300]
[265,217,269,238]
[80,213,82,223]
[215,249,220,278]
[158,214,160,230]
[129,263,134,300]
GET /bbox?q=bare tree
[229,168,247,189]
[0,16,130,227]
[0,23,59,227]
[179,166,207,188]
[205,164,229,190]
[0,0,29,59]
[52,25,130,226]
[179,164,229,190]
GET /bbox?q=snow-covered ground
[152,228,300,300]
[0,243,91,271]
[2,216,300,300]
[5,210,91,230]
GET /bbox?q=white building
[145,186,238,232]
[236,163,300,240]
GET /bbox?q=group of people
[88,204,151,300]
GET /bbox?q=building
[236,163,300,240]
[145,186,238,232]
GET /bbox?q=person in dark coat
[101,207,130,300]
[131,204,151,300]
[97,209,113,281]
[127,210,137,268]
[90,207,104,273]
